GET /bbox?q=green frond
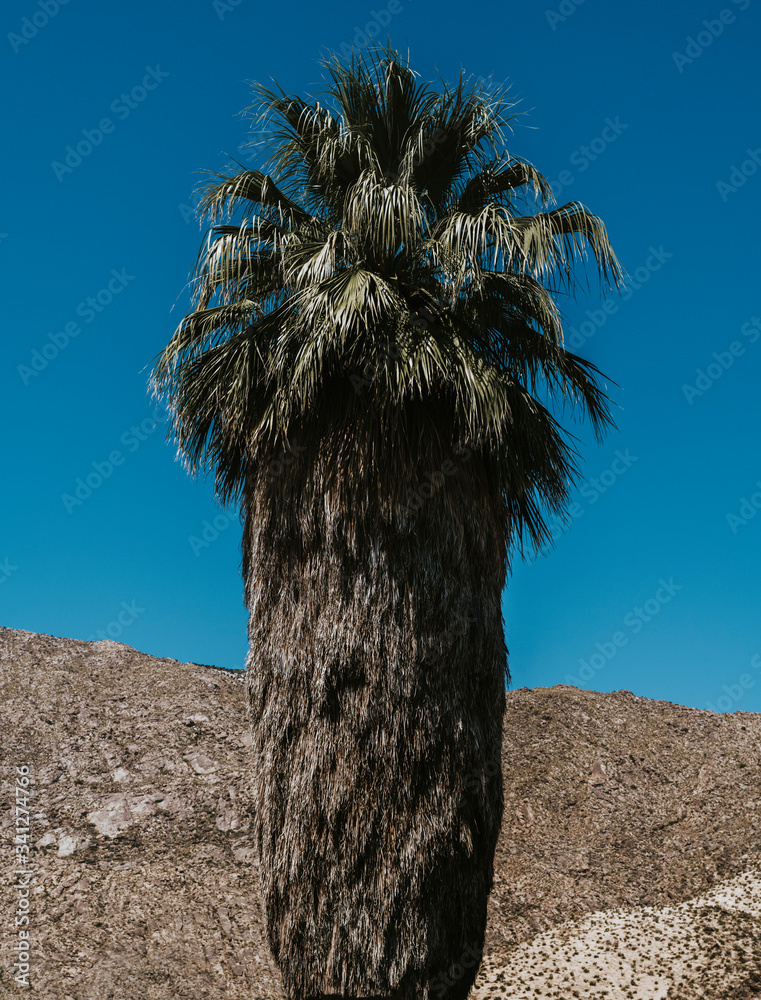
[152,44,622,555]
[344,170,429,262]
[197,167,312,226]
[512,201,624,291]
[457,157,555,213]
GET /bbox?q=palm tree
[151,45,622,1000]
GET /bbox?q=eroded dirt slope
[1,626,759,999]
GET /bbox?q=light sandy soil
[472,869,761,999]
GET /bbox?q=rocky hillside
[1,626,760,999]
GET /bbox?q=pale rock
[186,753,219,774]
[58,834,91,857]
[87,795,133,837]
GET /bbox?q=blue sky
[2,0,760,713]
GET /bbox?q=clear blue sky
[2,0,760,713]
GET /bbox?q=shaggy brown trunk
[243,436,508,1000]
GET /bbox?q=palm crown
[152,46,623,553]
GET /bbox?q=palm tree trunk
[243,442,508,1000]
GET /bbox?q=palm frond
[458,157,555,212]
[152,44,622,554]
